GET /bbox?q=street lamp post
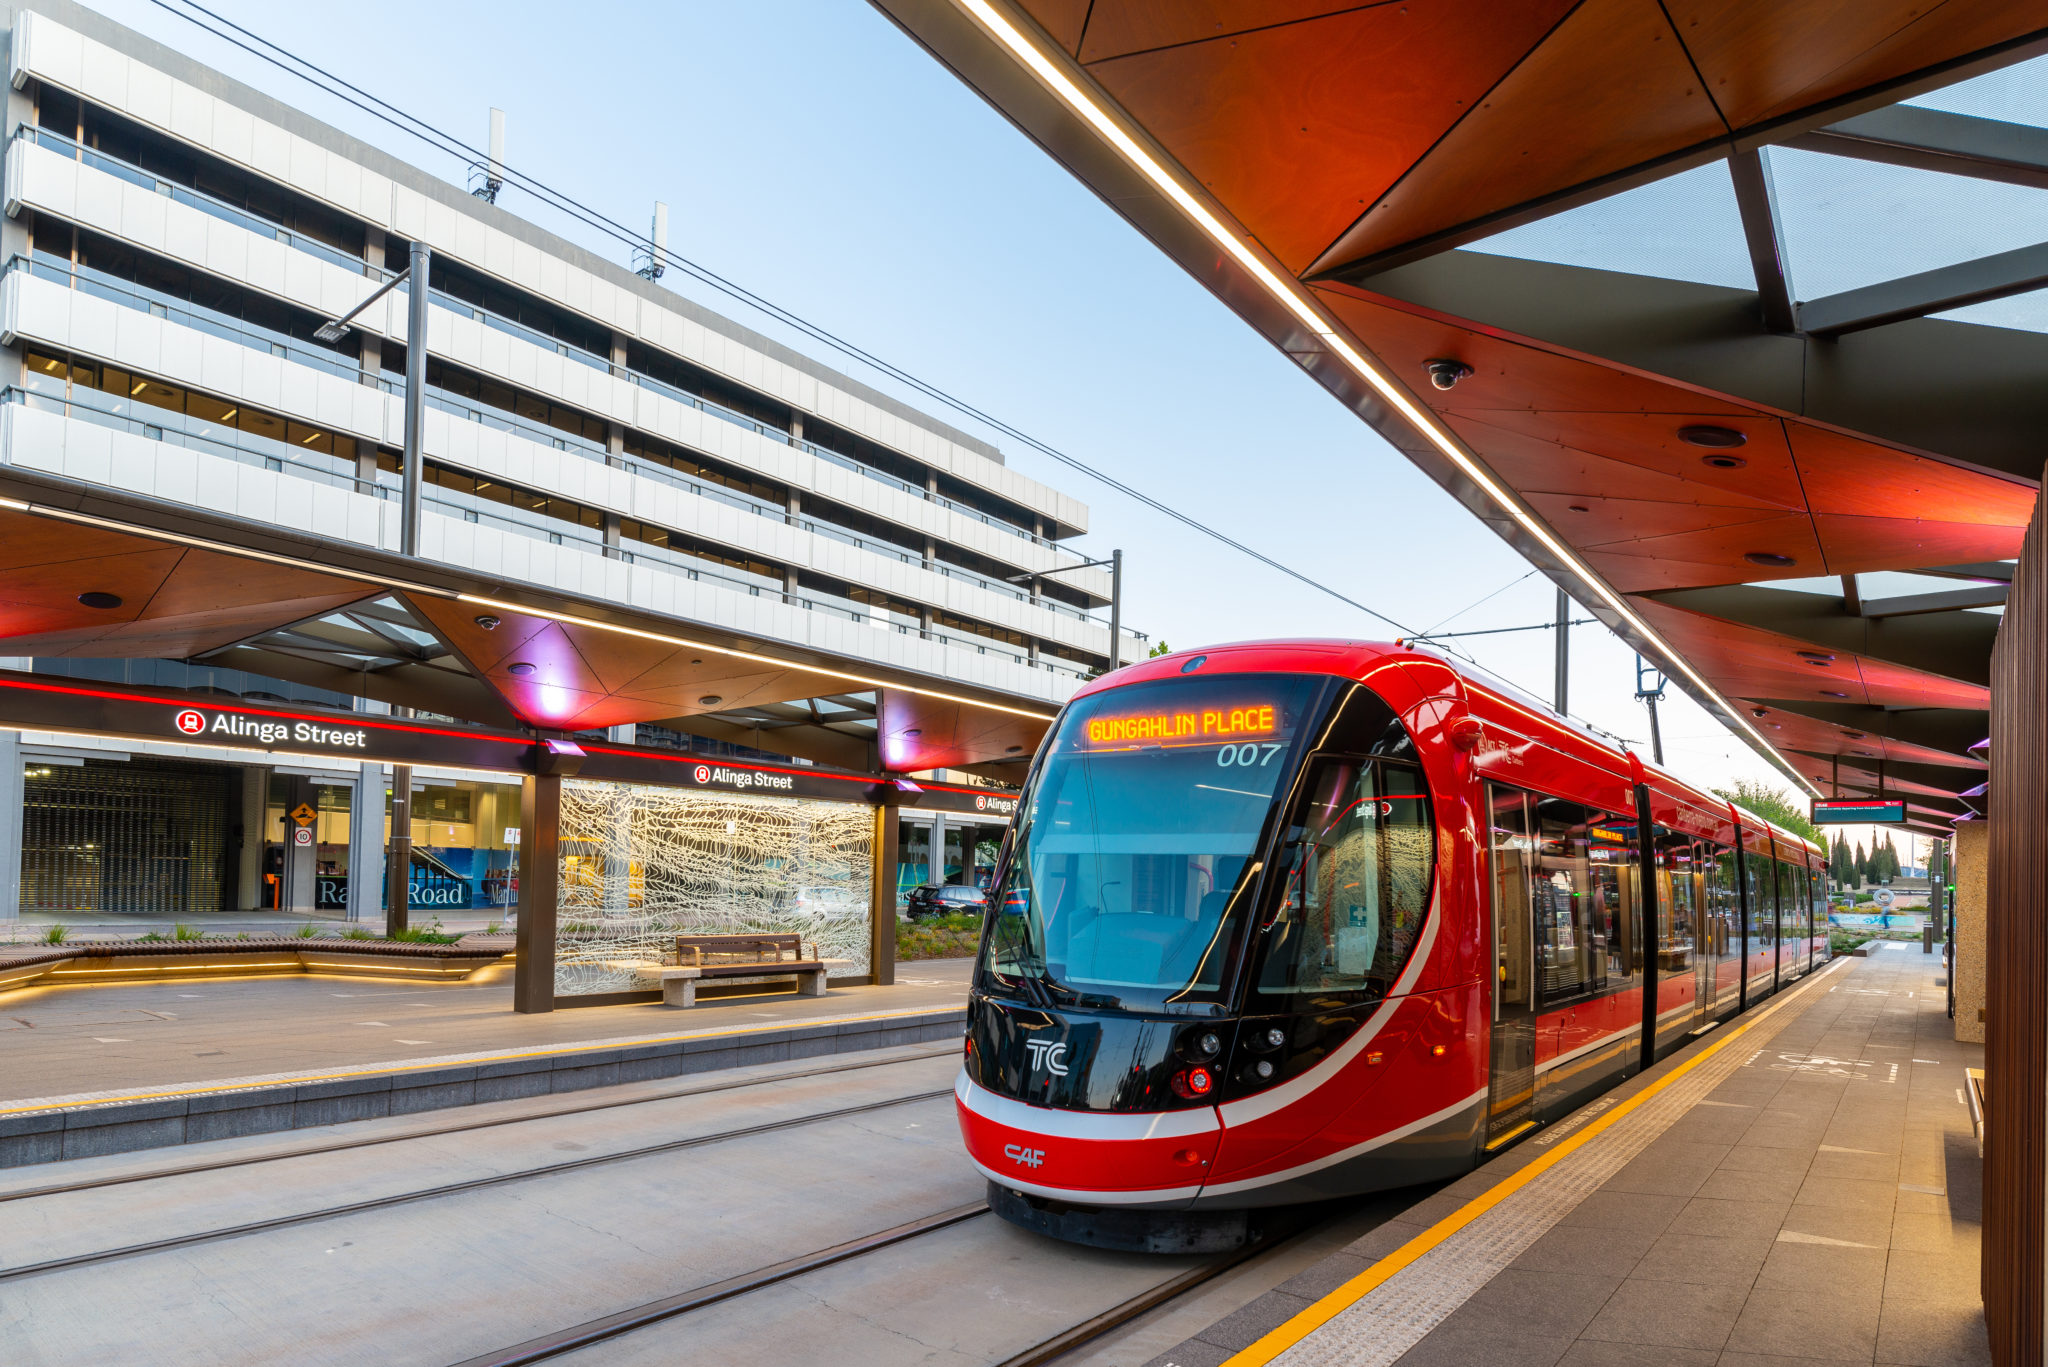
[317,242,433,933]
[1009,549,1124,675]
[317,241,432,556]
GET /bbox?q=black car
[904,883,987,920]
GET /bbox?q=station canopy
[878,0,2048,834]
[0,497,1049,778]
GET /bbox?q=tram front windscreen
[979,673,1334,1014]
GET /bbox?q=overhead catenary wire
[140,0,1420,640]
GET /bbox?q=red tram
[957,641,1827,1250]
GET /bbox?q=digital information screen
[1812,798,1907,824]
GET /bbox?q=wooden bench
[660,933,832,1007]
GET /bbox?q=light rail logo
[1023,1038,1070,1077]
[1003,1143,1046,1168]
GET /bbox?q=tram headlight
[1258,1026,1286,1050]
[1179,1029,1223,1062]
[1243,1058,1277,1084]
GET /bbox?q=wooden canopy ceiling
[876,0,2048,834]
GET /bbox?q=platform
[0,957,971,1166]
[1148,944,1982,1367]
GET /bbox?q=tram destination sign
[1812,798,1907,825]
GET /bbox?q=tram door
[1690,843,1717,1025]
[1485,787,1539,1149]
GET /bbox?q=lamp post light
[1009,549,1123,676]
[317,241,432,934]
[316,241,432,557]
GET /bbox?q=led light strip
[951,0,1822,797]
[0,496,1057,725]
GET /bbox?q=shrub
[485,922,502,935]
[173,923,202,941]
[392,925,460,944]
[343,927,375,940]
[296,922,320,938]
[41,923,68,945]
[897,915,983,962]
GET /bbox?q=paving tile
[1580,1278,1746,1351]
[1342,1218,1431,1262]
[1715,1145,1812,1176]
[1142,1338,1234,1367]
[1776,1203,1893,1248]
[1668,1196,1790,1240]
[1753,1240,1890,1291]
[1510,1224,1657,1279]
[1276,1251,1371,1301]
[1874,1299,1991,1367]
[1723,1285,1880,1361]
[1557,1191,1689,1234]
[1604,1143,1726,1198]
[1794,1173,1900,1213]
[1390,1321,1571,1367]
[1630,1230,1776,1286]
[1190,1289,1312,1353]
[1718,1354,1874,1367]
[1883,1249,1983,1305]
[1887,1211,1978,1256]
[1806,1148,1901,1183]
[1698,1166,1806,1205]
[1556,1342,1717,1367]
[1437,1268,1622,1341]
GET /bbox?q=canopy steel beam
[1341,251,2048,483]
[1789,105,2048,192]
[1802,239,2048,336]
[1729,151,1798,334]
[1919,560,2017,582]
[1749,698,1988,761]
[1789,750,1975,803]
[1646,584,1997,686]
[1860,584,2009,618]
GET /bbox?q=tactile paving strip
[1274,969,1839,1367]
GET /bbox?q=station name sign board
[0,670,532,772]
[1812,798,1907,824]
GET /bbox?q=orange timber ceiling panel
[1081,1,1573,274]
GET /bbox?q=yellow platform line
[0,1002,961,1118]
[1224,961,1848,1366]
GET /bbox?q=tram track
[445,1198,1318,1367]
[0,1041,960,1202]
[0,1084,954,1284]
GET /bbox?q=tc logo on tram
[1023,1038,1069,1076]
[1003,1144,1046,1168]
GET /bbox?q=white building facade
[0,4,1132,923]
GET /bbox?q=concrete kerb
[0,1006,964,1168]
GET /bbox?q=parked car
[904,883,987,921]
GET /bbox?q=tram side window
[1746,854,1774,959]
[1533,799,1617,1005]
[1809,866,1825,944]
[1488,787,1534,1015]
[1656,830,1697,971]
[1255,760,1433,1001]
[1779,859,1804,952]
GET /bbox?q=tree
[1713,780,1824,847]
[1853,840,1870,888]
[1147,639,1172,658]
[1831,833,1853,890]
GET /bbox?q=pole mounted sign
[1812,798,1907,824]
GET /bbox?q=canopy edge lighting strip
[952,0,1821,797]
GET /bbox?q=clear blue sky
[83,0,1851,824]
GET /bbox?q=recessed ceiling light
[1821,690,1848,698]
[903,728,923,738]
[1701,454,1748,470]
[698,695,723,706]
[1680,425,1747,449]
[1745,552,1797,567]
[1842,730,1867,739]
[1796,650,1836,663]
[76,591,122,610]
[473,614,501,630]
[507,662,535,677]
[1567,504,1590,513]
[1005,745,1023,754]
[1751,708,1769,718]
